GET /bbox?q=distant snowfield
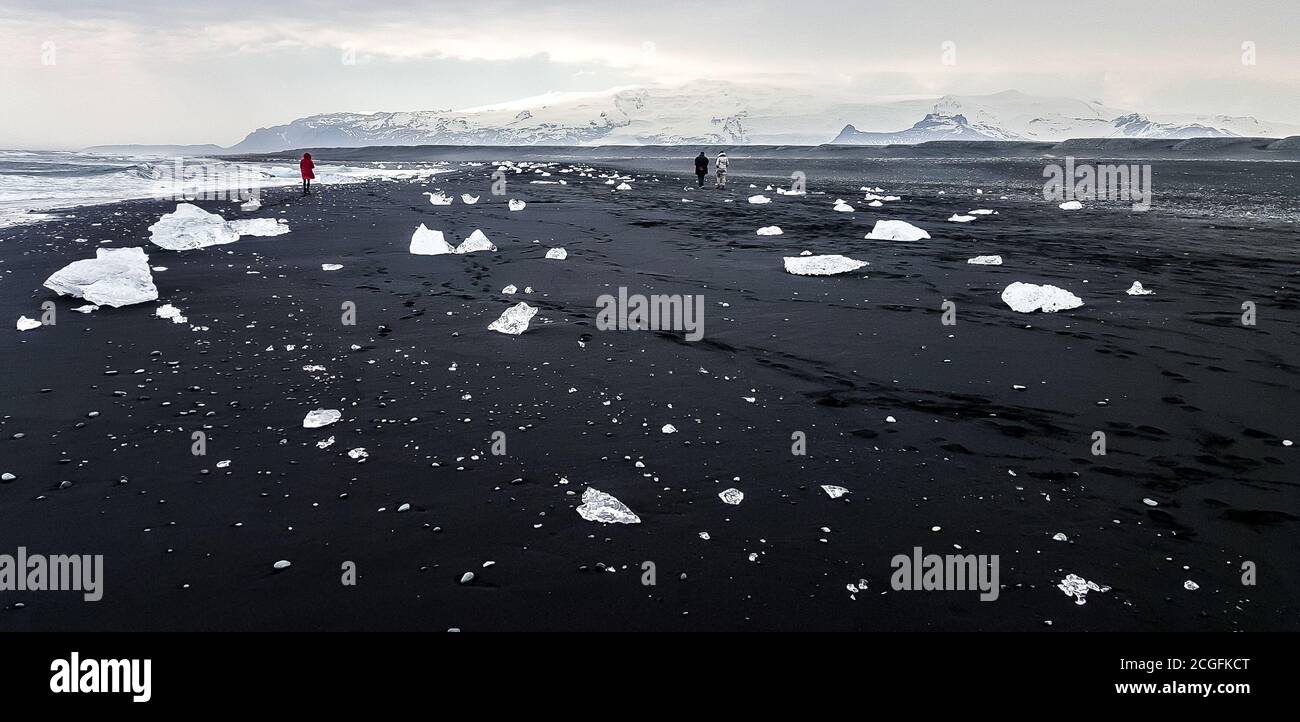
[0,150,451,226]
[217,81,1300,152]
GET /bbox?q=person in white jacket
[715,151,730,189]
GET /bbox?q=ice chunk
[748,195,771,204]
[302,409,342,428]
[576,487,641,524]
[865,220,930,241]
[615,182,632,191]
[461,194,480,204]
[321,263,343,271]
[821,484,850,499]
[783,254,868,276]
[756,226,783,236]
[833,201,855,212]
[544,247,567,260]
[43,247,159,307]
[1126,281,1154,296]
[16,316,41,331]
[1001,282,1084,313]
[508,199,526,211]
[1059,200,1083,210]
[71,304,98,313]
[1057,573,1110,605]
[967,255,1003,265]
[661,424,677,434]
[423,191,453,205]
[155,303,188,324]
[409,224,455,255]
[228,218,290,237]
[968,209,997,215]
[948,214,976,223]
[148,203,240,250]
[502,284,518,294]
[718,488,744,505]
[487,302,537,335]
[455,229,496,254]
[239,198,261,212]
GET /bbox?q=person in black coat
[694,152,709,187]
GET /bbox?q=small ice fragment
[423,191,453,205]
[1126,281,1154,296]
[948,214,976,223]
[615,182,632,191]
[545,247,567,260]
[502,284,518,294]
[302,409,342,428]
[316,436,336,449]
[1057,573,1110,605]
[833,201,854,212]
[1001,282,1083,313]
[747,195,771,204]
[967,255,1003,265]
[273,560,291,570]
[16,316,41,331]
[865,220,930,241]
[487,302,537,335]
[155,303,188,324]
[228,218,290,237]
[718,488,744,505]
[72,305,99,313]
[1142,497,1158,507]
[1183,580,1199,591]
[508,199,526,211]
[661,424,677,434]
[1059,200,1083,210]
[576,487,641,524]
[461,194,480,204]
[756,226,783,235]
[322,263,343,271]
[783,255,867,276]
[455,229,495,254]
[821,485,850,499]
[348,448,368,461]
[1052,532,1068,542]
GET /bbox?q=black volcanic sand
[1,157,1297,631]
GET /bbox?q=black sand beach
[1,154,1297,631]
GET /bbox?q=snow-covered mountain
[834,106,1243,145]
[223,82,1299,152]
[833,114,1011,144]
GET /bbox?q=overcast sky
[1,0,1296,149]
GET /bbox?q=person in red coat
[299,152,315,195]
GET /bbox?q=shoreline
[1,158,1296,631]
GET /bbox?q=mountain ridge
[84,82,1300,153]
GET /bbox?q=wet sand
[1,156,1296,631]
